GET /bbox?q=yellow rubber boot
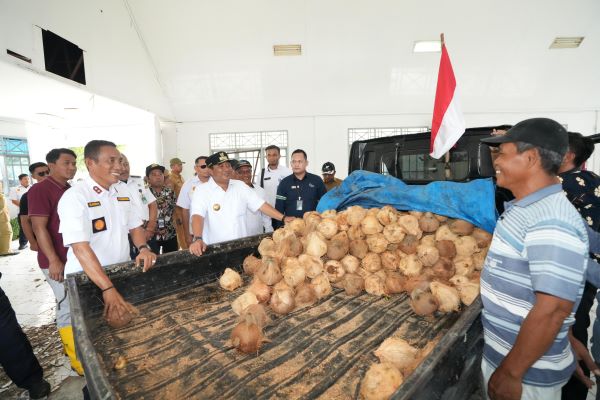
[58,326,84,376]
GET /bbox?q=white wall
[0,0,173,119]
[168,110,600,180]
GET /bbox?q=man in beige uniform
[170,157,187,249]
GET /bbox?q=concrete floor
[1,242,598,399]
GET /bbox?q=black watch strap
[192,236,203,243]
[137,244,149,251]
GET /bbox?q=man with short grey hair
[479,118,589,400]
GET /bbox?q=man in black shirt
[274,149,326,228]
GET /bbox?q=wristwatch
[192,236,203,243]
[137,244,149,252]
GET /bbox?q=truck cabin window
[399,151,469,182]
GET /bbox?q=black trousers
[17,215,27,247]
[561,281,598,400]
[149,237,178,255]
[0,282,43,390]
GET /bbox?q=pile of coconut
[218,205,491,356]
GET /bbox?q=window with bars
[0,137,30,193]
[348,127,429,150]
[209,130,288,183]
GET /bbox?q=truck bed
[67,235,483,400]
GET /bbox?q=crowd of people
[1,118,600,400]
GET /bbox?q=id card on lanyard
[296,182,303,211]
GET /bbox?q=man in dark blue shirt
[274,149,326,228]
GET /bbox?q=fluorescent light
[273,44,302,56]
[413,41,441,53]
[549,37,584,49]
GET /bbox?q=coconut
[317,218,339,239]
[365,274,387,296]
[430,281,461,313]
[399,235,419,255]
[404,276,431,293]
[278,234,303,257]
[360,363,403,400]
[365,233,389,254]
[303,212,322,234]
[305,231,328,257]
[349,239,369,259]
[419,235,436,248]
[382,223,405,244]
[374,338,419,371]
[453,256,475,276]
[232,291,259,315]
[418,212,440,233]
[431,258,455,281]
[384,272,406,294]
[410,288,438,316]
[243,255,262,275]
[472,228,493,248]
[335,212,350,231]
[342,273,365,296]
[282,258,306,287]
[273,227,295,244]
[346,205,368,226]
[219,268,243,291]
[398,254,423,277]
[325,260,346,283]
[321,209,337,219]
[416,245,439,267]
[298,254,324,279]
[398,215,421,237]
[256,257,282,285]
[361,215,384,235]
[448,219,474,236]
[435,225,459,242]
[231,320,266,354]
[362,252,382,273]
[294,282,318,308]
[239,304,269,329]
[347,225,366,241]
[472,250,487,271]
[270,287,295,315]
[327,231,350,260]
[380,251,399,271]
[454,281,480,306]
[377,206,399,226]
[434,214,448,222]
[247,279,271,303]
[311,274,332,299]
[435,240,456,259]
[455,236,479,258]
[341,254,360,274]
[286,218,306,236]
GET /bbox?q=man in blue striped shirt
[480,118,589,400]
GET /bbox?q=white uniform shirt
[190,178,265,245]
[247,185,273,235]
[176,176,202,210]
[58,176,143,275]
[260,165,291,207]
[9,185,30,202]
[122,177,156,221]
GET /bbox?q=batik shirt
[149,186,177,241]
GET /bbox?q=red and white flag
[430,40,465,159]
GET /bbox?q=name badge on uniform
[213,204,221,211]
[87,201,101,208]
[117,197,130,202]
[296,198,303,211]
[264,177,271,181]
[92,217,107,233]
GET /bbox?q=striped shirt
[481,184,588,387]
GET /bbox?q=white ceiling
[124,0,600,122]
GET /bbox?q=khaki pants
[0,220,12,254]
[174,207,188,250]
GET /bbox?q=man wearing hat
[169,157,186,249]
[235,160,273,235]
[321,162,343,192]
[188,152,290,256]
[479,118,589,400]
[146,164,178,254]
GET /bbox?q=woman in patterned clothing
[559,131,600,400]
[146,164,178,254]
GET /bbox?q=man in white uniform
[58,140,157,326]
[119,154,157,258]
[259,145,291,207]
[9,173,32,249]
[235,160,272,235]
[189,152,292,256]
[176,156,209,246]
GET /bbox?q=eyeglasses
[36,171,49,177]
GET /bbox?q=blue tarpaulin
[316,170,498,233]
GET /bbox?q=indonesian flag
[429,41,465,159]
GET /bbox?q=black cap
[235,160,252,170]
[206,151,230,168]
[481,118,568,156]
[322,162,336,174]
[229,159,239,170]
[145,163,165,177]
